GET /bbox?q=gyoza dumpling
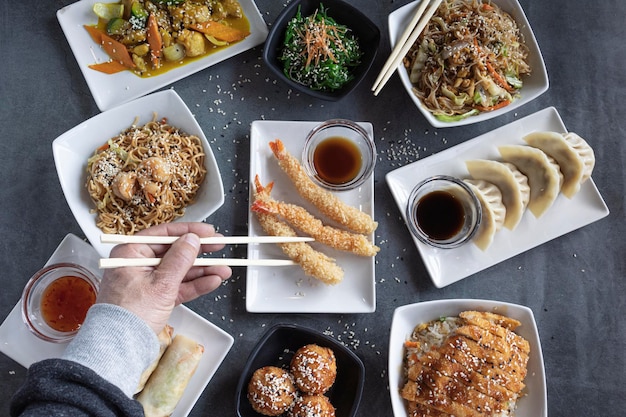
[464,179,506,251]
[499,145,564,218]
[563,132,595,183]
[523,131,595,198]
[466,160,530,231]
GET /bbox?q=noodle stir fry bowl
[52,90,224,257]
[263,0,381,101]
[388,0,548,128]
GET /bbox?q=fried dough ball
[290,344,337,395]
[247,366,297,416]
[289,395,336,417]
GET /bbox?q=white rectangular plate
[57,0,268,111]
[386,107,609,288]
[0,234,234,417]
[246,121,376,313]
[388,299,547,417]
[52,89,224,258]
[388,0,548,128]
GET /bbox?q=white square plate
[52,89,224,258]
[388,0,548,128]
[246,121,376,313]
[386,107,609,288]
[0,233,234,417]
[388,299,547,417]
[57,0,268,111]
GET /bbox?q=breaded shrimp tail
[251,199,379,257]
[252,175,344,285]
[268,139,378,235]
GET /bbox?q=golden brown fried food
[401,311,530,416]
[290,344,337,395]
[252,176,344,285]
[252,180,379,257]
[247,366,297,416]
[268,139,377,235]
[289,395,336,417]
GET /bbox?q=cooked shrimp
[252,176,344,285]
[268,139,378,234]
[252,196,379,257]
[111,171,137,202]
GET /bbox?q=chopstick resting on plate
[372,0,442,96]
[101,234,314,245]
[99,258,297,269]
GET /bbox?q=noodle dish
[86,116,207,235]
[388,0,548,127]
[52,90,224,257]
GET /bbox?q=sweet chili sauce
[313,136,362,185]
[41,276,97,332]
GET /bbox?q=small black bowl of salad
[263,0,381,101]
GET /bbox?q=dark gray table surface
[1,0,624,416]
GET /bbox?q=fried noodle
[404,0,531,120]
[86,116,206,234]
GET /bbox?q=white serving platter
[386,107,609,288]
[246,120,376,313]
[0,233,234,417]
[388,299,547,417]
[388,0,548,128]
[57,0,268,111]
[52,89,224,258]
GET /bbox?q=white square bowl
[388,299,547,417]
[57,0,268,111]
[52,90,224,257]
[388,0,548,128]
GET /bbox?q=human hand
[96,222,232,333]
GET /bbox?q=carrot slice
[84,25,135,68]
[486,61,516,92]
[190,21,250,43]
[89,61,128,74]
[146,14,162,67]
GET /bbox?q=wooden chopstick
[372,0,442,96]
[99,257,297,269]
[101,234,314,245]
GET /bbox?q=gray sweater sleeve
[62,303,160,397]
[11,303,159,417]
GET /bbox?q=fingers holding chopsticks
[98,222,233,333]
[111,222,229,256]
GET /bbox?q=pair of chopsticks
[371,0,442,96]
[99,234,313,269]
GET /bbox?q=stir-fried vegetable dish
[403,0,531,122]
[279,5,363,92]
[86,0,250,76]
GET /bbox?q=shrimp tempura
[252,197,379,257]
[268,139,378,235]
[252,176,344,285]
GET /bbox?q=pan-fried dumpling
[523,131,594,198]
[464,179,506,251]
[499,145,564,218]
[466,160,530,231]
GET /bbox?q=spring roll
[135,324,174,394]
[137,334,204,417]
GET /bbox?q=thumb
[156,233,201,283]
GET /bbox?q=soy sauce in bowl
[415,190,466,241]
[313,136,362,185]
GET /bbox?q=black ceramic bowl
[263,0,381,101]
[235,324,365,417]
